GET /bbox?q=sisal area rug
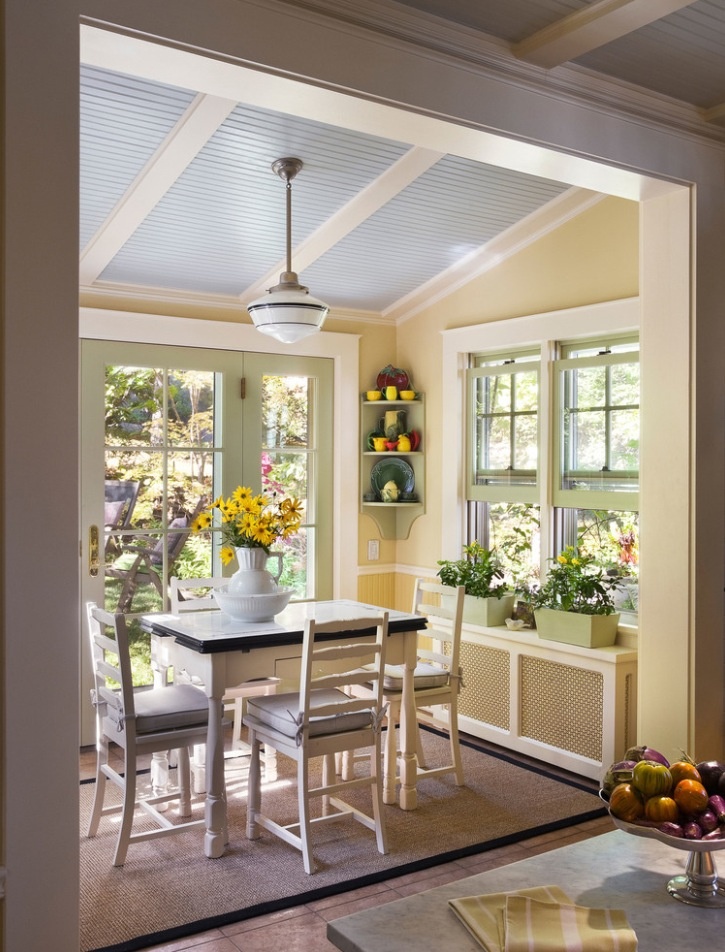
[80,730,604,952]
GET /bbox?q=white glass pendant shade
[246,157,329,344]
[248,272,329,344]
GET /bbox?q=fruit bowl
[600,790,725,907]
[213,586,293,622]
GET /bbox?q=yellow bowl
[366,390,382,401]
[400,390,416,400]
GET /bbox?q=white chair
[170,576,280,787]
[85,602,208,866]
[343,579,466,804]
[244,612,390,874]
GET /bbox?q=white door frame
[80,308,360,603]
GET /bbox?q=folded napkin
[449,886,637,952]
[450,886,571,952]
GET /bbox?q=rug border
[83,728,605,952]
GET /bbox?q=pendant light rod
[272,157,303,279]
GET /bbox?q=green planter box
[442,593,515,627]
[534,607,620,648]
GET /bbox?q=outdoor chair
[244,612,389,874]
[85,602,208,866]
[170,575,280,790]
[342,579,466,804]
[103,479,140,557]
[106,497,206,612]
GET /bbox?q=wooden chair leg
[382,700,399,805]
[113,752,138,867]
[370,741,388,855]
[415,721,427,767]
[176,746,192,816]
[448,699,465,785]
[246,730,262,840]
[298,756,314,874]
[86,739,109,837]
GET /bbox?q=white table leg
[397,628,418,810]
[203,693,227,858]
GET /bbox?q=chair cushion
[379,662,450,692]
[109,683,209,734]
[246,688,373,739]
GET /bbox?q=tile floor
[80,739,613,952]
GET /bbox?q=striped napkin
[449,886,637,951]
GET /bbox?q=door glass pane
[261,375,313,598]
[103,364,215,625]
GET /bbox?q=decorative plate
[370,458,415,499]
[376,364,410,392]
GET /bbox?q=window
[467,351,539,503]
[554,337,639,509]
[465,332,640,621]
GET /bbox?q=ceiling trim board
[278,0,725,144]
[79,93,237,284]
[388,187,607,324]
[240,146,445,301]
[512,0,699,69]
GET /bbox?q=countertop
[327,829,725,951]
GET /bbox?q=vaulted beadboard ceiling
[80,0,725,323]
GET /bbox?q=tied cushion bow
[288,701,388,746]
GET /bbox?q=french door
[80,340,333,743]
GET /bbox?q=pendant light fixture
[247,157,329,344]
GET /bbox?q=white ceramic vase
[228,546,283,595]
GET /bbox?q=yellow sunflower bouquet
[192,485,303,564]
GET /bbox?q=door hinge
[240,377,246,399]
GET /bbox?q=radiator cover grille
[520,655,604,761]
[458,641,510,730]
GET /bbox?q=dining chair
[170,576,280,787]
[342,579,466,804]
[85,602,209,866]
[244,612,390,874]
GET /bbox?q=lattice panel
[458,641,511,730]
[520,656,603,761]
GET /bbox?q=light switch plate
[367,539,379,561]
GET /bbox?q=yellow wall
[359,195,639,609]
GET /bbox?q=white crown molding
[80,281,393,325]
[282,0,725,144]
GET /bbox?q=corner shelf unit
[360,394,425,540]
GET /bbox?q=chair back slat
[87,602,137,720]
[412,578,465,679]
[170,576,220,612]
[298,612,389,737]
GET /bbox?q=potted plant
[532,546,619,648]
[436,541,515,626]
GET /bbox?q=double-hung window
[466,351,541,591]
[465,335,640,619]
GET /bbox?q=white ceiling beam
[79,93,236,285]
[240,146,444,301]
[513,0,698,69]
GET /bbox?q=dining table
[142,599,427,858]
